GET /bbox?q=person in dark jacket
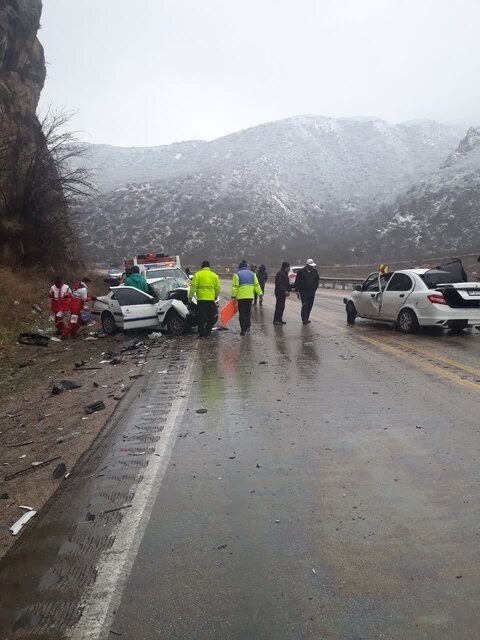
[295,258,320,324]
[256,264,268,305]
[273,262,290,325]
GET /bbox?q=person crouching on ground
[295,258,320,324]
[62,281,96,339]
[232,260,263,336]
[49,276,72,334]
[188,260,221,338]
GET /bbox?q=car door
[110,286,160,330]
[355,273,383,318]
[381,273,414,320]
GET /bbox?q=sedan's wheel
[346,302,356,324]
[397,308,419,334]
[167,312,186,336]
[101,312,117,335]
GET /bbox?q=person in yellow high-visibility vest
[188,261,221,338]
[231,260,263,336]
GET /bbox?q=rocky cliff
[0,0,76,267]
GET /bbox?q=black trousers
[300,291,316,322]
[274,293,286,322]
[238,299,252,332]
[197,300,217,337]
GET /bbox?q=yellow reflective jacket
[231,268,263,300]
[188,267,221,301]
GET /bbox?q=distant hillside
[360,127,480,261]
[73,116,461,263]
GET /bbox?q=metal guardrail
[219,274,363,290]
[319,277,364,290]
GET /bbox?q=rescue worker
[188,260,221,338]
[125,266,149,292]
[273,262,290,325]
[256,265,268,305]
[49,277,72,333]
[295,258,320,324]
[232,260,263,336]
[62,281,96,339]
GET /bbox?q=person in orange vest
[62,281,96,339]
[49,277,72,333]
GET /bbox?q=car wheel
[449,320,468,332]
[167,312,185,336]
[397,308,418,334]
[346,302,356,324]
[101,311,117,335]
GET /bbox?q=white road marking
[67,349,198,640]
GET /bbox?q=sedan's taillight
[427,293,447,305]
[289,274,296,278]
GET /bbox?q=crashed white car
[344,262,480,333]
[92,277,199,336]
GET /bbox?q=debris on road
[18,333,49,347]
[86,511,96,521]
[10,509,37,535]
[148,332,163,341]
[0,493,9,500]
[52,462,67,479]
[4,456,61,481]
[312,568,317,575]
[51,380,82,395]
[104,504,133,514]
[56,432,81,444]
[196,409,208,414]
[5,440,34,448]
[416,425,423,429]
[85,401,106,414]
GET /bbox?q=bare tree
[0,108,95,267]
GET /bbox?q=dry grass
[0,267,110,350]
[0,267,51,349]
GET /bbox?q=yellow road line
[312,304,480,380]
[358,335,480,394]
[386,337,480,379]
[301,306,480,394]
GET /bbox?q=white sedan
[92,277,197,336]
[344,266,480,333]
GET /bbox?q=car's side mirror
[354,285,362,292]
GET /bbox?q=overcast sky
[39,0,480,147]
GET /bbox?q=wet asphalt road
[1,290,480,639]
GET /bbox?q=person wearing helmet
[295,259,320,324]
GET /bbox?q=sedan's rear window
[422,260,467,288]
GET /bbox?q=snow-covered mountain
[362,127,480,260]
[74,115,462,263]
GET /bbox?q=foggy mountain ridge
[73,115,464,263]
[362,126,480,259]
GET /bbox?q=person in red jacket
[62,281,96,339]
[49,277,72,333]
